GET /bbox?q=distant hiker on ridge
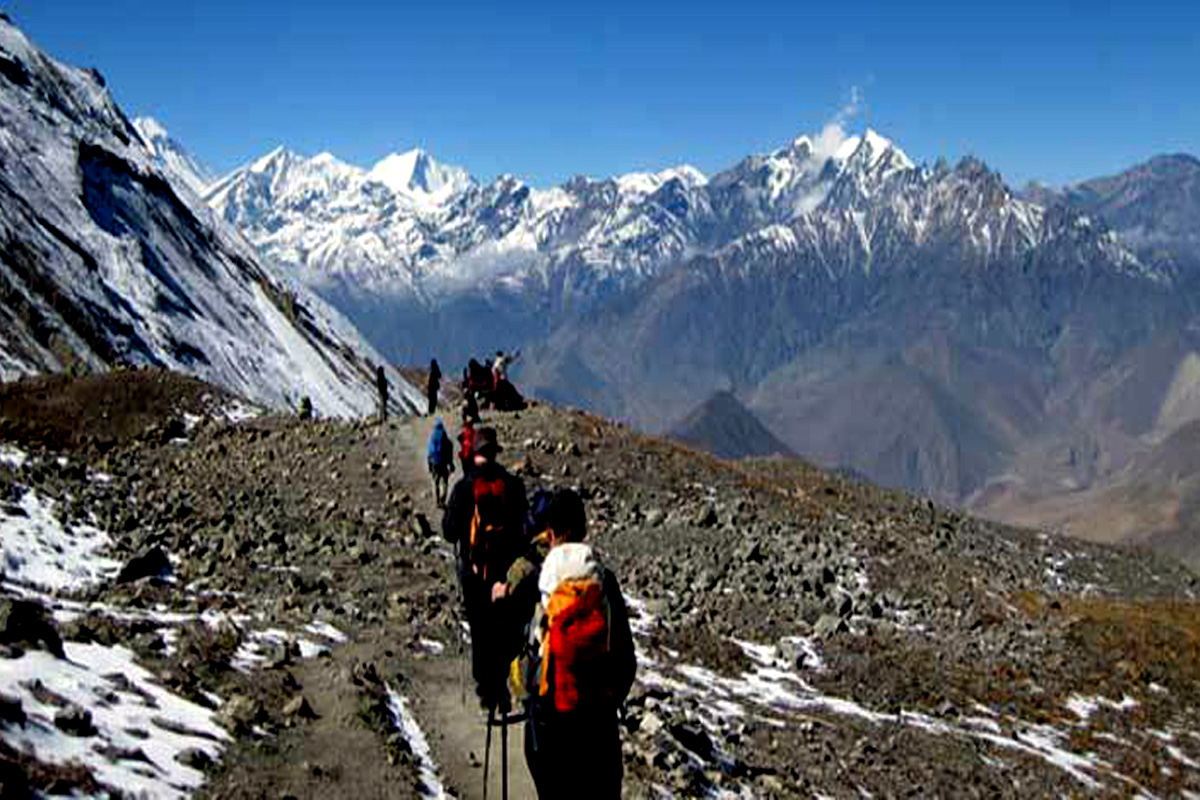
[496,488,635,799]
[492,349,519,385]
[463,384,480,425]
[427,418,455,508]
[427,358,442,416]
[457,412,477,476]
[375,365,388,423]
[441,426,529,710]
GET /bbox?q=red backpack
[468,475,508,580]
[458,424,475,463]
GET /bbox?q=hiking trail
[386,415,538,800]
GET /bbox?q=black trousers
[525,702,622,799]
[461,574,520,708]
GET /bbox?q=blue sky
[6,0,1197,187]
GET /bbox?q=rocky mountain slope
[0,15,421,417]
[2,370,1199,798]
[1027,153,1200,273]
[133,117,215,198]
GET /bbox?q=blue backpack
[427,422,452,468]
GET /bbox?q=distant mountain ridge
[1024,153,1200,272]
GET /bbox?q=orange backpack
[533,544,612,712]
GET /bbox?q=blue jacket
[428,421,453,467]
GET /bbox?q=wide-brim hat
[473,426,502,455]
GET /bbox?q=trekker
[441,427,529,710]
[427,358,442,416]
[492,349,520,385]
[375,366,389,423]
[463,387,480,425]
[426,418,455,508]
[498,489,635,799]
[457,414,476,476]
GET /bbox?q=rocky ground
[2,368,1200,798]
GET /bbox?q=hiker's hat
[473,426,502,456]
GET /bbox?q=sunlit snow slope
[0,15,421,417]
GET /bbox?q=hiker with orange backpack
[494,489,635,798]
[441,426,529,710]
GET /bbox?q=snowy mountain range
[188,107,1200,561]
[0,15,422,417]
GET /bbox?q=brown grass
[1060,596,1200,698]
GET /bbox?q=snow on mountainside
[203,107,1170,387]
[133,116,214,197]
[367,148,473,207]
[204,121,925,315]
[0,16,422,417]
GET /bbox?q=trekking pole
[483,704,494,800]
[501,714,508,800]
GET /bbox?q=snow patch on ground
[0,445,28,468]
[0,486,121,591]
[220,399,263,424]
[624,596,1137,793]
[386,683,450,799]
[233,628,330,670]
[417,638,445,655]
[1066,693,1140,722]
[303,620,348,643]
[0,641,229,799]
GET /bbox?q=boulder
[814,614,849,638]
[410,513,433,539]
[0,598,64,657]
[176,747,212,770]
[216,694,264,734]
[0,692,25,727]
[54,705,96,737]
[116,546,171,583]
[282,694,318,720]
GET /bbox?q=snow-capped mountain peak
[616,164,708,196]
[367,148,473,206]
[250,145,297,174]
[133,116,216,196]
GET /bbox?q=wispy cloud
[808,86,865,163]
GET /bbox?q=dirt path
[198,640,420,800]
[387,415,539,800]
[192,413,536,800]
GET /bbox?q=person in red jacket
[456,413,476,476]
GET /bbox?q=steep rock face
[0,18,421,416]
